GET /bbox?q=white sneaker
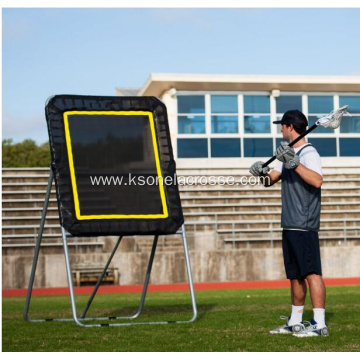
[269,316,306,334]
[293,319,329,337]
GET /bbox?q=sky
[2,6,360,144]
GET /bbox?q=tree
[2,139,51,167]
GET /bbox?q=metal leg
[61,228,106,327]
[23,168,53,322]
[126,235,159,319]
[179,224,198,323]
[61,227,84,326]
[81,236,123,319]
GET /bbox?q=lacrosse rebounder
[24,95,197,327]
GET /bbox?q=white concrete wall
[3,245,360,289]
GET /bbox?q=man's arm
[294,163,323,188]
[275,142,323,188]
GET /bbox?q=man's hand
[249,161,270,176]
[275,141,300,169]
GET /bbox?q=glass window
[244,96,270,113]
[244,95,271,135]
[211,115,238,134]
[211,138,240,157]
[339,138,360,156]
[244,115,271,134]
[275,116,283,134]
[276,96,302,113]
[178,115,205,134]
[308,116,334,133]
[308,96,333,113]
[340,96,360,113]
[339,96,360,133]
[211,95,237,113]
[244,138,272,157]
[309,138,337,157]
[177,139,208,158]
[177,95,205,114]
[276,138,337,157]
[340,116,360,133]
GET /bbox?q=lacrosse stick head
[316,105,350,129]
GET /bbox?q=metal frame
[24,168,197,327]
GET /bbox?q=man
[249,110,328,337]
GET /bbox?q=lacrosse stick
[262,105,350,168]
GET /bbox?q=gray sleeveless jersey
[280,144,321,231]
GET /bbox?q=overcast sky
[3,7,360,144]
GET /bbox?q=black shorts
[282,230,322,280]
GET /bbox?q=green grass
[2,286,360,351]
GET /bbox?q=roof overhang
[138,73,360,96]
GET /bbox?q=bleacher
[1,168,184,253]
[2,167,360,252]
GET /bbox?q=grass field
[2,285,360,352]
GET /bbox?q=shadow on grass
[84,303,216,322]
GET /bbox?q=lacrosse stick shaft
[262,123,317,168]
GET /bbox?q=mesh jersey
[273,143,322,232]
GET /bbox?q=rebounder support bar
[24,169,198,327]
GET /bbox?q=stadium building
[2,74,360,289]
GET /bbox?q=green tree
[2,139,51,167]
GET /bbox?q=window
[244,138,272,157]
[339,96,360,133]
[177,96,205,134]
[211,95,238,133]
[211,95,237,113]
[309,138,337,157]
[244,96,270,134]
[276,95,302,114]
[178,116,205,134]
[276,95,302,133]
[178,96,205,113]
[308,96,334,134]
[339,116,360,133]
[211,138,241,157]
[308,96,333,113]
[340,96,360,113]
[340,138,360,156]
[244,116,271,134]
[177,139,208,158]
[211,115,238,133]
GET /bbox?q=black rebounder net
[45,95,184,236]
